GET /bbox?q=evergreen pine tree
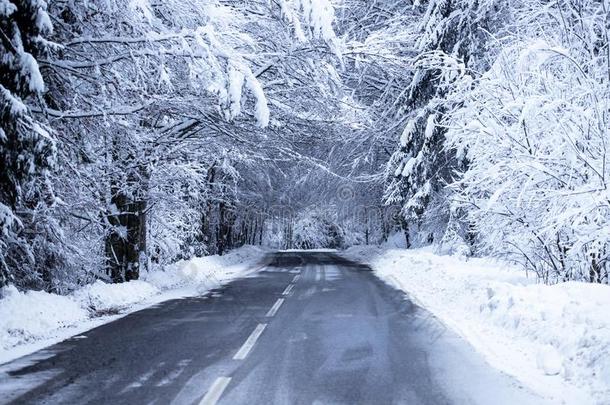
[0,0,56,289]
[386,0,505,244]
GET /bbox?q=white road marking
[199,377,231,405]
[325,265,342,281]
[282,284,294,296]
[315,267,322,282]
[266,298,285,317]
[292,274,300,283]
[233,323,267,360]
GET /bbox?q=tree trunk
[590,250,601,283]
[104,134,149,283]
[402,221,411,249]
[248,217,258,245]
[105,189,147,283]
[200,164,217,254]
[217,202,227,256]
[258,218,264,245]
[364,207,370,245]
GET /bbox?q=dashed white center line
[266,298,285,317]
[198,263,303,404]
[199,377,231,405]
[282,284,294,296]
[233,323,267,360]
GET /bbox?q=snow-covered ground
[0,246,268,365]
[344,245,610,405]
[278,248,338,252]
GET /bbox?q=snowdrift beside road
[0,245,267,364]
[344,246,610,405]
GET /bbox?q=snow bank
[0,286,88,351]
[147,245,265,291]
[343,246,610,404]
[0,246,267,363]
[75,280,160,314]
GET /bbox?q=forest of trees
[1,0,608,293]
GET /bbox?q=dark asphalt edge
[333,249,549,402]
[0,253,274,368]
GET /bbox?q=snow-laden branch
[30,102,154,119]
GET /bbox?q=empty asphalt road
[0,251,548,404]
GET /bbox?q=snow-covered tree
[0,0,58,289]
[292,208,346,249]
[8,0,607,293]
[445,0,610,283]
[384,0,508,247]
[21,0,349,285]
[40,0,271,282]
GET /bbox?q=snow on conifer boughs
[278,0,337,43]
[384,0,506,246]
[0,0,57,288]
